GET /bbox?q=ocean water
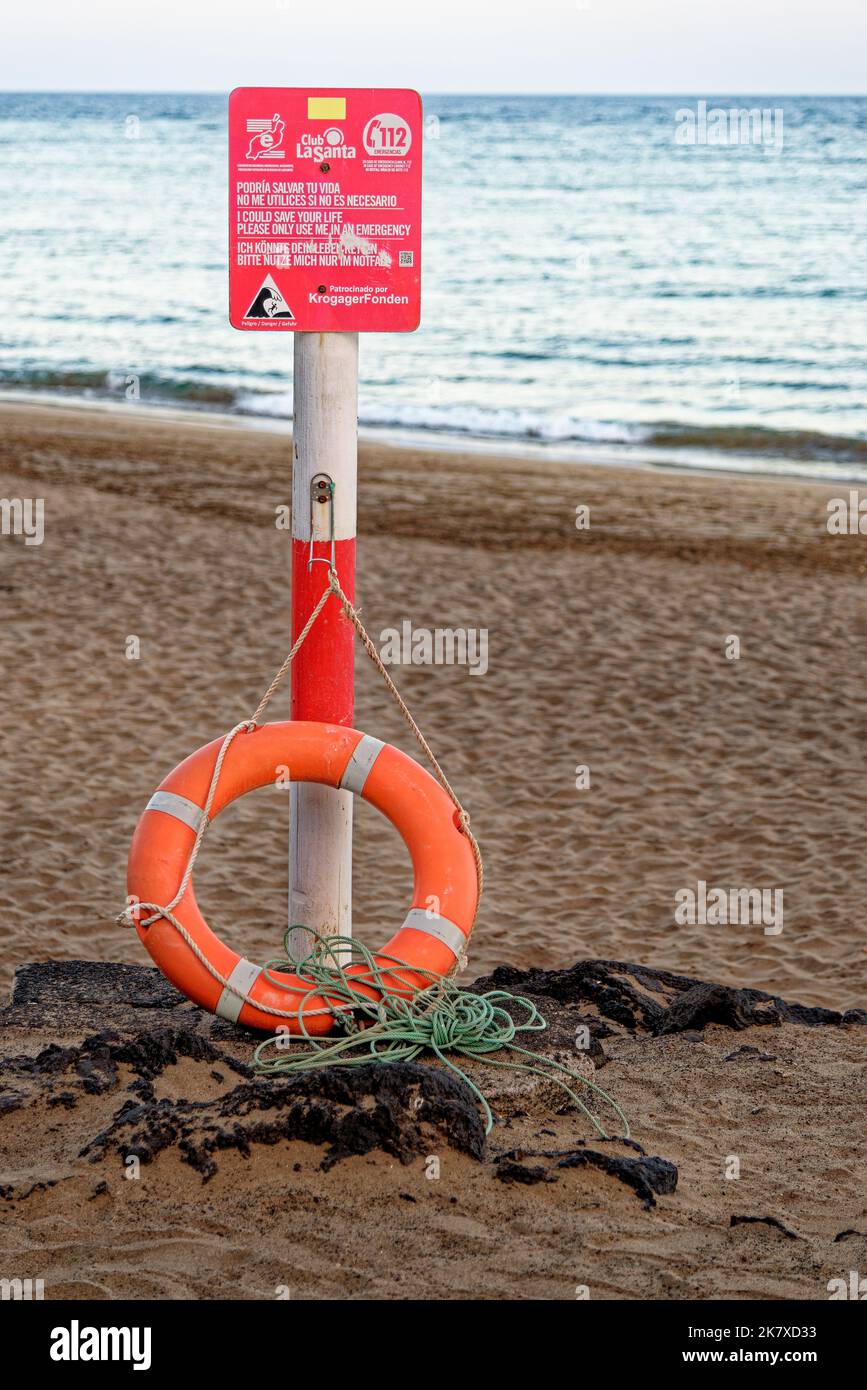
[1,92,865,476]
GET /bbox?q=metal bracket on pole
[308,474,336,573]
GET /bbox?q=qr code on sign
[399,251,414,267]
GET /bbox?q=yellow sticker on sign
[307,96,346,120]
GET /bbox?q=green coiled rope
[252,929,629,1139]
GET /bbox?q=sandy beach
[1,399,865,1302]
[0,399,864,1007]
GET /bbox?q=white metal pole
[288,332,358,961]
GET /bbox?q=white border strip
[146,790,205,833]
[339,735,385,795]
[400,908,467,959]
[215,958,263,1023]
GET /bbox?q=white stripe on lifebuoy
[399,908,466,959]
[145,790,204,833]
[216,958,264,1022]
[339,734,386,794]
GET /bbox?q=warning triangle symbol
[244,274,295,320]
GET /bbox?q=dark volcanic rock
[5,956,854,1198]
[10,1026,249,1100]
[494,1144,678,1208]
[494,1157,557,1185]
[654,983,779,1034]
[10,960,180,1012]
[554,1149,678,1209]
[81,1062,486,1179]
[724,1045,776,1063]
[471,959,865,1035]
[2,960,197,1040]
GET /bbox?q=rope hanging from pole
[118,571,627,1139]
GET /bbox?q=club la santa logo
[296,128,356,159]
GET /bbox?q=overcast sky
[2,0,865,93]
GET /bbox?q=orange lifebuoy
[127,722,479,1034]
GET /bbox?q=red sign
[229,88,422,333]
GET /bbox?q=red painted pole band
[289,331,358,945]
[290,538,356,726]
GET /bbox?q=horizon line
[1,88,866,99]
